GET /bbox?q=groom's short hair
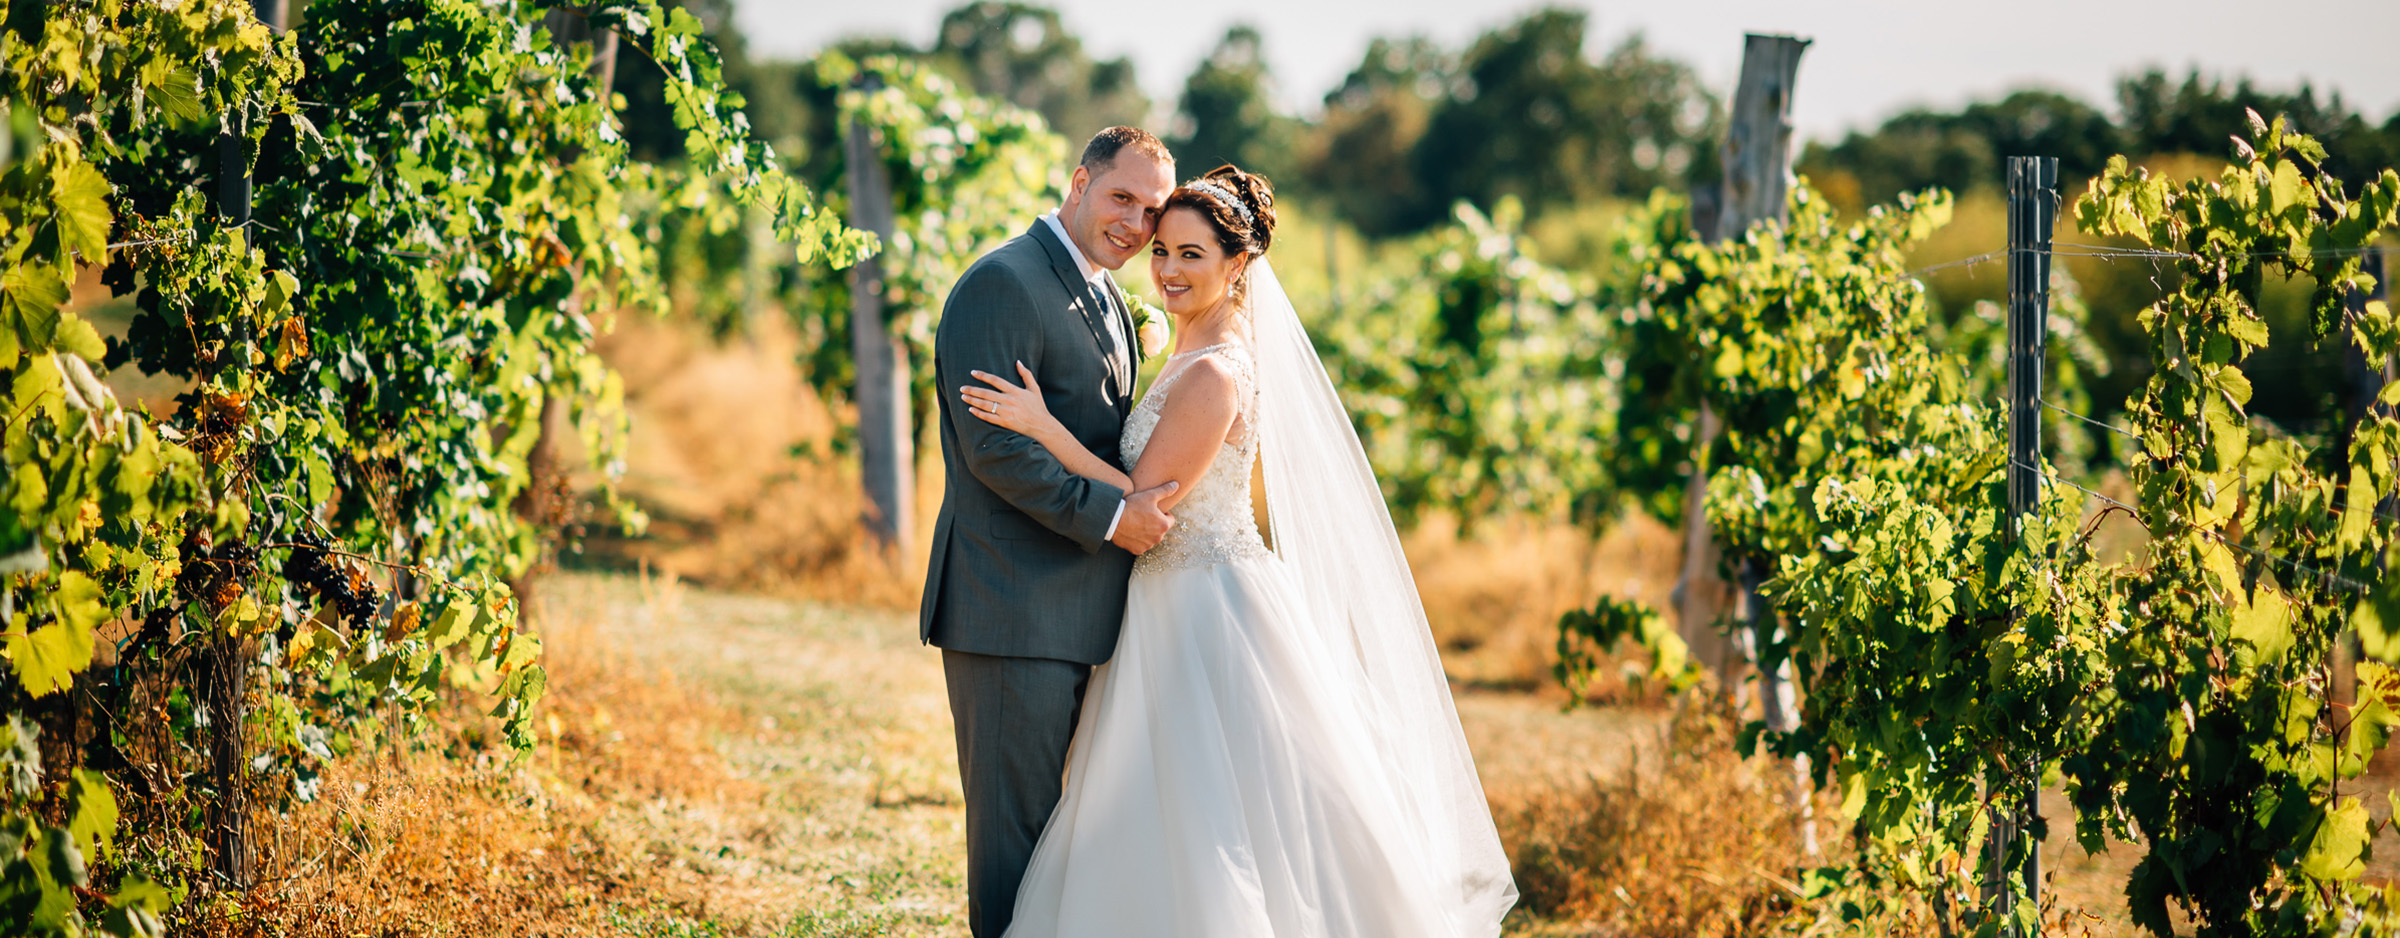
[1080,126,1171,175]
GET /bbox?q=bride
[958,164,1517,937]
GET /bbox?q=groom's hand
[1111,481,1178,554]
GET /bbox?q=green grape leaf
[2344,697,2399,774]
[425,599,480,651]
[497,661,548,709]
[1840,767,1868,819]
[0,261,69,356]
[2268,160,2305,217]
[262,269,299,318]
[2225,316,2269,349]
[2355,662,2400,775]
[2230,590,2293,664]
[2298,797,2370,881]
[2199,539,2245,600]
[52,313,104,362]
[0,713,38,798]
[6,572,103,696]
[2340,463,2376,551]
[65,768,117,862]
[150,67,204,125]
[285,621,342,671]
[40,826,88,901]
[2357,587,2400,662]
[50,160,111,264]
[99,876,172,938]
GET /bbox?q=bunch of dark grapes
[218,539,260,579]
[281,528,329,584]
[283,529,382,629]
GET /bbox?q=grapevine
[0,0,866,928]
[794,51,1066,423]
[1561,116,2400,933]
[1311,198,1631,527]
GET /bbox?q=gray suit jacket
[920,220,1139,665]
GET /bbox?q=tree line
[606,1,2399,239]
[612,1,1721,236]
[1801,70,2400,211]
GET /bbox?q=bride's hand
[962,362,1065,442]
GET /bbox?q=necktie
[1089,279,1130,396]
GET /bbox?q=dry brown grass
[1407,512,1684,695]
[592,315,931,610]
[188,573,755,937]
[1495,704,1812,937]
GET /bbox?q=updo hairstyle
[1163,165,1277,310]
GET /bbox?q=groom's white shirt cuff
[1043,212,1130,545]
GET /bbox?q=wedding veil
[1248,260,1519,928]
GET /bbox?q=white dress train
[1003,344,1507,937]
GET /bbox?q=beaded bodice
[1122,343,1270,576]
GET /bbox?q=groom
[921,126,1179,937]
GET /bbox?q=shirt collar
[1040,212,1104,284]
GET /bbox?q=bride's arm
[963,360,1240,513]
[1120,361,1239,513]
[962,363,1132,493]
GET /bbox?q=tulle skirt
[1003,554,1504,937]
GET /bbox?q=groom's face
[1061,153,1174,271]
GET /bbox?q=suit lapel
[1029,221,1130,402]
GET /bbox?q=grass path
[541,570,1659,935]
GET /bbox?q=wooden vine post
[1671,31,1815,855]
[513,7,621,618]
[1674,33,1809,701]
[845,72,913,557]
[2336,245,2392,715]
[196,0,289,891]
[1996,154,2060,929]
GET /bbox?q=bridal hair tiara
[1185,180,1259,242]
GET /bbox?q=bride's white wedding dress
[1004,308,1514,936]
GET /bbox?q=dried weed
[1496,704,1812,937]
[592,315,926,609]
[187,571,757,937]
[1407,511,1684,696]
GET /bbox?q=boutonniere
[1131,296,1171,362]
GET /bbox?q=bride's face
[1148,207,1243,320]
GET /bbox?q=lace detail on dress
[1122,343,1270,576]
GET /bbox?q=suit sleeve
[939,263,1127,553]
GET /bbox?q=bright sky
[744,0,2400,145]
